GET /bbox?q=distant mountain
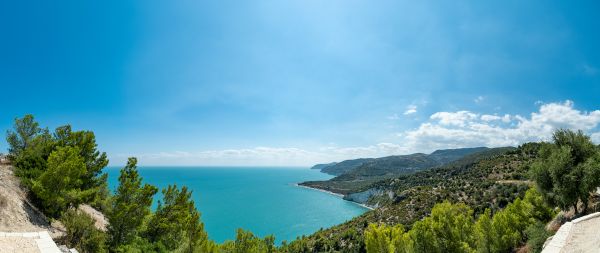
[428,147,489,164]
[317,147,489,179]
[302,147,499,194]
[333,153,439,181]
[310,162,337,170]
[320,158,375,176]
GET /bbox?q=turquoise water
[104,167,368,244]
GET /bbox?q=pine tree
[107,157,157,249]
[474,209,493,253]
[31,146,93,217]
[145,184,210,252]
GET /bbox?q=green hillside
[320,158,375,176]
[301,147,499,195]
[285,145,535,252]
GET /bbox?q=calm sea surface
[104,167,368,244]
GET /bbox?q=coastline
[294,183,375,210]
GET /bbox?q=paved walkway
[0,231,61,253]
[542,212,600,253]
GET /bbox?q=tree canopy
[531,129,600,213]
[107,157,157,250]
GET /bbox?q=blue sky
[1,0,599,166]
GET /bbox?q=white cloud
[118,143,410,166]
[403,105,417,115]
[117,101,600,166]
[480,114,511,123]
[404,100,600,152]
[430,111,478,127]
[474,96,485,103]
[480,114,501,121]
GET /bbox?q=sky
[1,0,599,166]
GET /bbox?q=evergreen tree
[474,209,493,253]
[220,229,276,253]
[31,146,93,217]
[365,224,411,253]
[7,115,55,187]
[61,209,108,253]
[145,185,210,252]
[531,129,600,213]
[53,125,109,203]
[108,157,158,250]
[410,218,438,253]
[6,114,42,157]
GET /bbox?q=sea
[104,166,368,244]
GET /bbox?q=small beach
[294,183,375,210]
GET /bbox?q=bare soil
[0,165,64,238]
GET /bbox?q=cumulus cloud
[430,111,478,127]
[120,100,600,166]
[403,105,417,115]
[403,100,600,152]
[480,114,511,123]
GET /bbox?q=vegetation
[61,209,108,253]
[145,185,212,252]
[220,229,276,253]
[302,147,509,195]
[364,188,554,253]
[5,115,600,253]
[531,129,600,214]
[107,157,157,250]
[6,115,109,212]
[285,146,537,252]
[31,146,95,217]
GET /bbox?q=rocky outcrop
[344,188,382,204]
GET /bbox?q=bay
[105,166,368,244]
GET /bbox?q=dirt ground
[0,165,64,239]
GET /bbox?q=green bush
[60,209,107,253]
[525,222,552,253]
[32,146,95,217]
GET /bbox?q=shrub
[31,146,94,217]
[60,209,107,253]
[525,222,552,253]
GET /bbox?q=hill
[428,147,489,163]
[309,162,337,170]
[320,158,375,176]
[301,147,495,194]
[286,145,535,252]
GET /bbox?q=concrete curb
[0,231,62,253]
[542,212,600,253]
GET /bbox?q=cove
[105,167,368,244]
